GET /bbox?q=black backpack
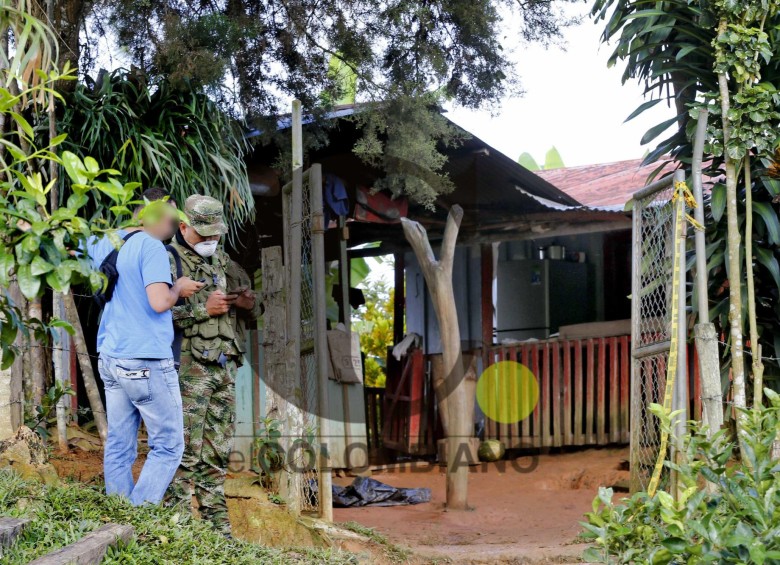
[166,244,185,366]
[93,231,141,309]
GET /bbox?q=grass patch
[0,470,356,564]
[341,521,410,563]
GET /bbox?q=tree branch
[401,217,439,274]
[440,204,463,274]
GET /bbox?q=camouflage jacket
[168,232,240,363]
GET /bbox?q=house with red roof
[535,158,678,209]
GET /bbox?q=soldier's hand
[175,276,205,299]
[206,290,237,316]
[234,289,256,311]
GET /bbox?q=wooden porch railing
[484,337,632,448]
[364,334,703,456]
[484,336,703,449]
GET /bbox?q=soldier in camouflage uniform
[165,195,259,535]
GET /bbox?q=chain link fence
[298,169,320,513]
[630,178,676,493]
[281,166,322,515]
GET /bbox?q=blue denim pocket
[116,364,153,404]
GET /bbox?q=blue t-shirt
[87,230,174,359]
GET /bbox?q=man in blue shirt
[87,190,203,505]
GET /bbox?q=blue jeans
[98,355,184,505]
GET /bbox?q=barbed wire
[695,336,780,362]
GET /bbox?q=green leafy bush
[0,471,355,564]
[582,391,780,564]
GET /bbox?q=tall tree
[592,0,780,422]
[76,0,579,205]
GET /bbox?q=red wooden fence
[365,335,703,457]
[484,336,702,449]
[483,337,631,448]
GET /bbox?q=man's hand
[234,289,256,311]
[175,276,205,299]
[205,290,238,316]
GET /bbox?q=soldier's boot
[164,472,194,513]
[196,479,231,535]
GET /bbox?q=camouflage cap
[184,195,228,237]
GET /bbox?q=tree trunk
[28,298,46,434]
[63,292,107,443]
[716,26,748,452]
[744,157,764,407]
[402,205,472,510]
[52,0,89,90]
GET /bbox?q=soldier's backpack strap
[93,230,141,308]
[166,244,185,368]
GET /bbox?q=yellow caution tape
[647,178,691,497]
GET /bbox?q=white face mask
[193,240,218,258]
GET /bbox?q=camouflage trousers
[167,354,236,534]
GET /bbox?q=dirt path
[333,447,629,564]
[50,444,628,563]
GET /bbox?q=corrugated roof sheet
[535,158,678,207]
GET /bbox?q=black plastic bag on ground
[333,477,431,508]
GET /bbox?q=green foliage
[695,176,780,386]
[25,381,75,438]
[353,279,396,388]
[57,70,253,238]
[253,417,285,476]
[518,152,540,171]
[592,0,780,386]
[95,0,576,204]
[0,471,354,564]
[0,14,138,369]
[353,93,465,208]
[517,147,565,170]
[582,390,780,564]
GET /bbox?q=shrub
[582,391,780,564]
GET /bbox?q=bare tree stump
[402,204,473,510]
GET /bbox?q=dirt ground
[49,445,629,564]
[333,447,629,564]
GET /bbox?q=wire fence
[297,168,320,513]
[279,161,324,515]
[630,178,677,493]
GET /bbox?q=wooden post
[53,294,69,451]
[401,205,472,510]
[393,253,405,345]
[29,297,45,433]
[285,99,305,515]
[309,164,333,521]
[48,68,69,452]
[261,246,287,497]
[337,215,354,467]
[691,108,723,439]
[480,244,494,371]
